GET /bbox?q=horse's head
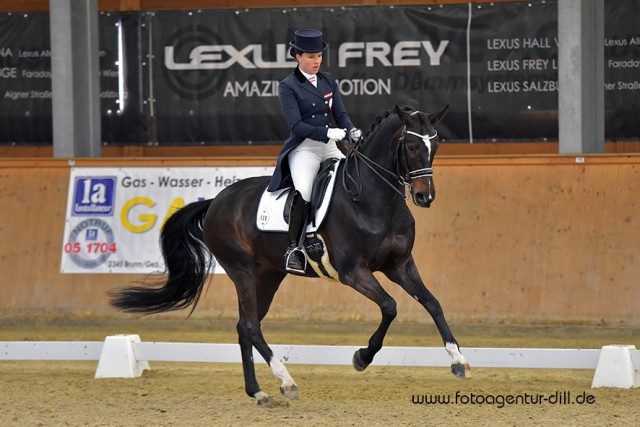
[394,104,448,208]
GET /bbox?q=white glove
[327,128,346,141]
[350,128,362,142]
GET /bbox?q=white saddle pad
[256,160,341,233]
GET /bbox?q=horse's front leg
[341,266,398,371]
[385,257,471,378]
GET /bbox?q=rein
[340,135,407,202]
[339,128,438,202]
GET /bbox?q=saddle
[256,158,341,280]
[257,158,341,234]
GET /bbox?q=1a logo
[72,176,116,216]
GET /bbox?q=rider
[267,28,362,274]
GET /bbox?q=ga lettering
[120,197,185,233]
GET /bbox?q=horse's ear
[394,104,411,124]
[394,104,403,118]
[428,104,449,125]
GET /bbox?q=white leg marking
[269,356,297,387]
[254,391,269,403]
[445,342,468,365]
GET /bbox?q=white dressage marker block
[95,335,150,379]
[591,345,640,389]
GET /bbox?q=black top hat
[289,29,328,53]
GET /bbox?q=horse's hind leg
[237,309,269,404]
[237,307,299,403]
[385,257,471,378]
[234,268,299,404]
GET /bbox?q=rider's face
[296,52,323,75]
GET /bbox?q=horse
[109,104,471,405]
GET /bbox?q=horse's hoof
[352,349,370,372]
[255,391,270,405]
[451,362,472,379]
[280,384,299,400]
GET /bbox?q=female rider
[267,29,362,274]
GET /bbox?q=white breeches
[288,138,345,202]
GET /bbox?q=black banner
[0,13,52,144]
[469,2,559,141]
[0,1,638,146]
[150,6,470,145]
[604,0,640,140]
[99,12,149,145]
[0,12,149,145]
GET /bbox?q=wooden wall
[3,142,639,159]
[1,155,639,325]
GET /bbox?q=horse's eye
[406,143,419,153]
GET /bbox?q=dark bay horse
[110,105,470,404]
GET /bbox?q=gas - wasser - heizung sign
[60,166,273,274]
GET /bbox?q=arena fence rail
[1,335,639,388]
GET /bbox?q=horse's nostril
[414,191,435,207]
[415,193,428,205]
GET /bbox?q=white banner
[60,166,273,274]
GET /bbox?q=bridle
[397,129,438,182]
[340,124,438,202]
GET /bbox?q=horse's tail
[109,199,214,315]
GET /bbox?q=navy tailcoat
[267,66,354,192]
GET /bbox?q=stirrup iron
[285,246,307,274]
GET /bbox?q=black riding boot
[285,191,309,274]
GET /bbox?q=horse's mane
[363,105,424,139]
